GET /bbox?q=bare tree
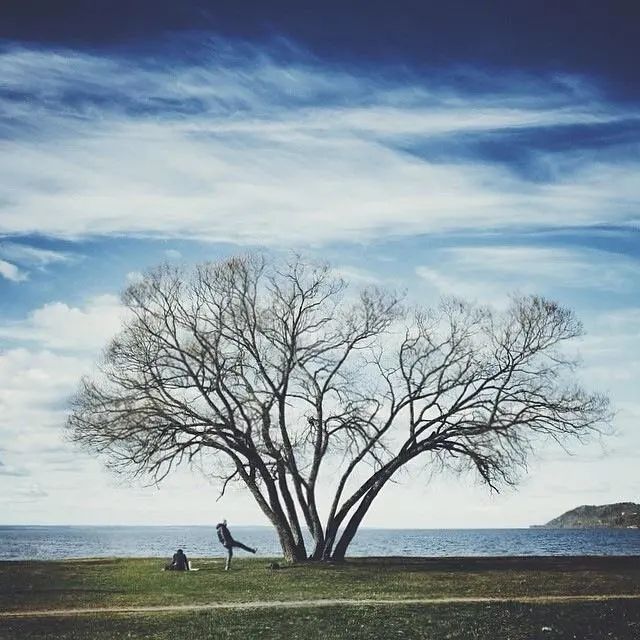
[68,254,610,562]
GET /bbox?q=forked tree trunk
[330,474,393,561]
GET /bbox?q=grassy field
[3,601,640,640]
[1,556,639,638]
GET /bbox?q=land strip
[3,559,640,640]
[3,593,640,618]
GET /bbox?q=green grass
[1,556,639,613]
[2,557,639,639]
[2,601,640,639]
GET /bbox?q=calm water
[2,526,639,561]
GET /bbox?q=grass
[2,556,639,638]
[2,601,640,639]
[1,556,639,612]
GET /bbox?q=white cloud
[416,245,640,304]
[0,242,75,267]
[0,44,638,245]
[0,340,263,525]
[125,271,144,284]
[416,265,496,302]
[0,348,91,476]
[0,294,124,352]
[412,245,640,521]
[0,259,28,282]
[0,294,128,519]
[0,294,636,527]
[331,265,386,285]
[0,41,638,527]
[0,345,113,518]
[19,485,48,500]
[0,460,30,477]
[579,307,640,387]
[0,243,75,282]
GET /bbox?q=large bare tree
[68,255,610,562]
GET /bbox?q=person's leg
[231,540,256,554]
[225,545,233,570]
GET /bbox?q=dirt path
[3,594,640,618]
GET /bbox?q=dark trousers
[224,540,254,569]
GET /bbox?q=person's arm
[185,553,190,570]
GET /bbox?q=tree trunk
[318,519,341,560]
[275,523,308,563]
[330,476,391,561]
[275,462,308,559]
[242,461,308,563]
[309,529,327,561]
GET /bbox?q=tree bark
[330,472,394,561]
[274,523,308,563]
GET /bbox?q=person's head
[177,549,183,555]
[223,519,227,525]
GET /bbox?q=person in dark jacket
[165,548,189,571]
[216,519,256,570]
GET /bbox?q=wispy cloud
[416,245,640,303]
[0,242,76,282]
[6,485,49,503]
[1,41,638,244]
[0,259,28,282]
[579,308,640,386]
[0,241,75,267]
[0,460,30,477]
[1,35,638,527]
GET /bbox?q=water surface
[2,525,638,561]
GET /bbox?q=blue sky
[1,1,639,527]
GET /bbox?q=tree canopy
[68,254,610,561]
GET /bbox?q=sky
[1,1,639,529]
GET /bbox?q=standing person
[216,519,256,570]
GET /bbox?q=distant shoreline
[531,525,640,529]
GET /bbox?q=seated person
[165,548,190,571]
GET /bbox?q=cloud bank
[1,36,638,527]
[1,40,639,245]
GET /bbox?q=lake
[2,525,639,561]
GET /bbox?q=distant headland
[533,502,640,528]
